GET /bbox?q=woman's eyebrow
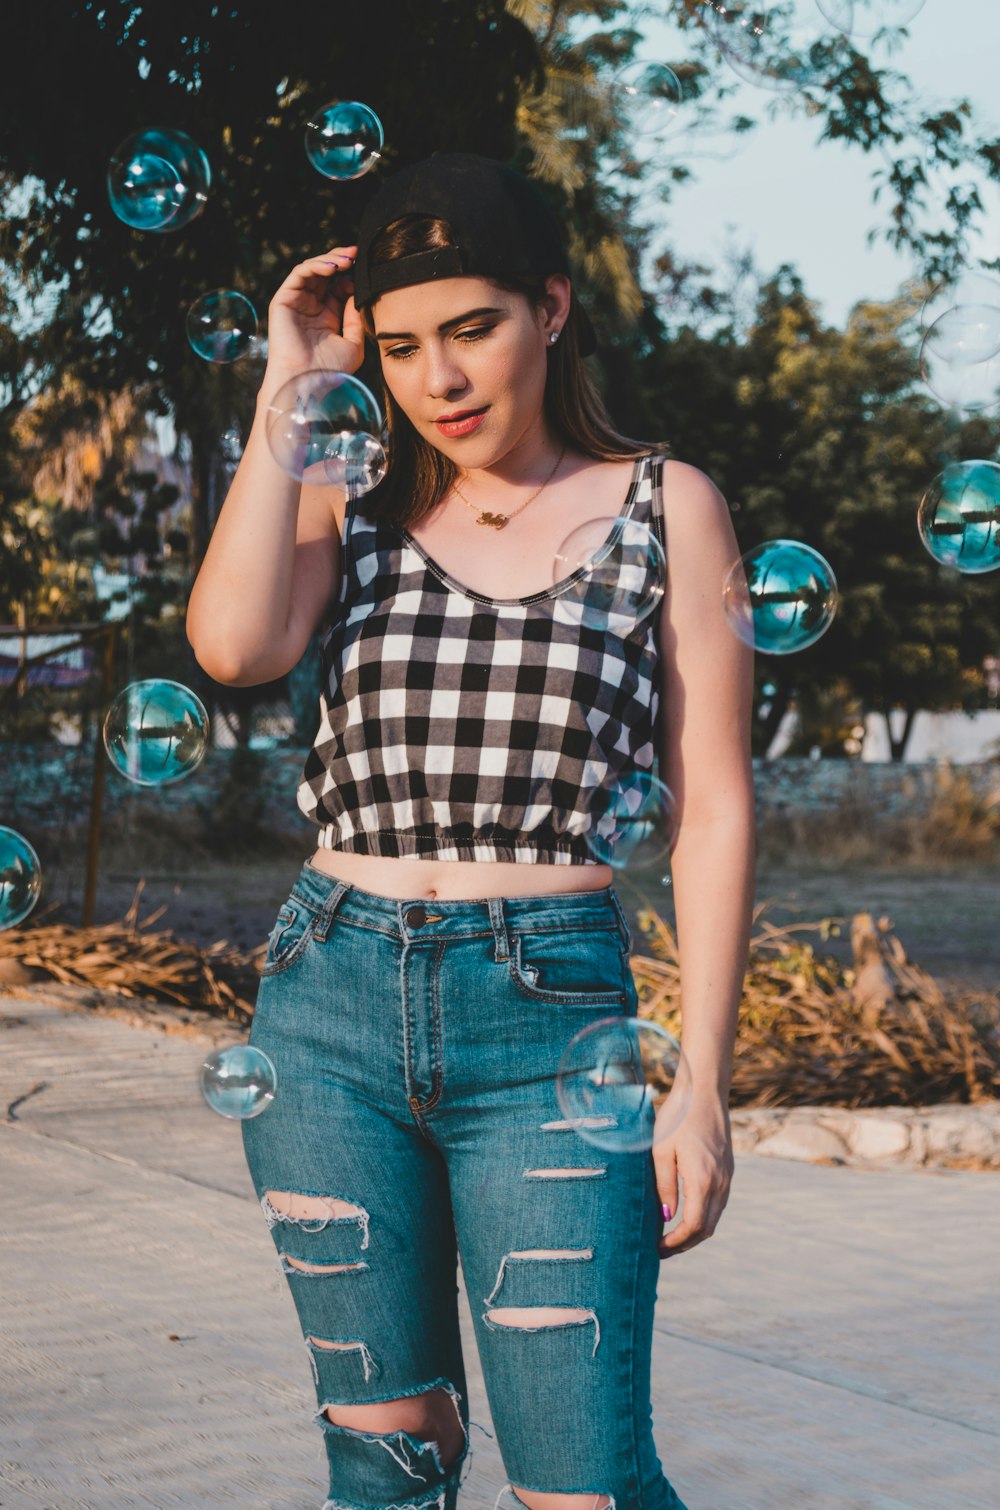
[374,306,506,341]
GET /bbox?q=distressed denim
[242,859,689,1510]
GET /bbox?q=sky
[633,0,1000,326]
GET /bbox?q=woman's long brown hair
[356,213,660,529]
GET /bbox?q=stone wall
[2,742,998,844]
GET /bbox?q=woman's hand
[264,245,365,390]
[654,1095,734,1258]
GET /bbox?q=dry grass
[631,902,1000,1109]
[0,883,263,1025]
[2,886,998,1110]
[757,763,1000,869]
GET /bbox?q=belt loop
[607,886,632,954]
[488,896,510,963]
[314,881,351,943]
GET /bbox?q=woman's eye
[384,326,494,361]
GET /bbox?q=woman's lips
[434,406,489,437]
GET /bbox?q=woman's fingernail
[662,1203,672,1221]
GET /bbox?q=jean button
[405,905,427,928]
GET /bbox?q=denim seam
[507,935,627,1006]
[628,1159,646,1508]
[260,914,320,977]
[410,939,446,1115]
[286,892,324,917]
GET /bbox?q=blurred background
[0,0,997,1039]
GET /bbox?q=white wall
[862,710,1000,763]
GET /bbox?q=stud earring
[549,330,559,344]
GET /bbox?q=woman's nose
[425,346,469,399]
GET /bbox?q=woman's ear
[541,273,573,336]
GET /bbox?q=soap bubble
[186,290,258,364]
[613,60,686,138]
[0,827,42,931]
[922,305,1000,369]
[220,425,243,471]
[702,0,836,94]
[917,461,1000,575]
[266,371,383,487]
[553,516,666,632]
[201,1045,277,1119]
[585,770,679,874]
[556,1016,692,1152]
[724,539,839,654]
[323,430,388,496]
[107,127,210,232]
[103,680,209,786]
[815,0,926,37]
[920,270,1000,344]
[920,329,1000,414]
[304,100,383,180]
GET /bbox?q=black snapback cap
[352,152,598,357]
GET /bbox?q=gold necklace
[452,446,567,530]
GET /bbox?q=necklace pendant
[477,511,508,529]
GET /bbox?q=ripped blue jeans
[242,860,689,1510]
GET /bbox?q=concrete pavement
[1,993,998,1510]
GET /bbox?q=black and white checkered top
[297,450,667,864]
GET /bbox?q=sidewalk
[1,992,998,1510]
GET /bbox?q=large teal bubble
[917,461,1000,575]
[0,827,42,931]
[304,100,383,181]
[266,370,384,490]
[556,1016,692,1152]
[585,770,678,875]
[816,0,926,37]
[724,539,839,653]
[103,680,209,786]
[553,515,666,632]
[702,1,836,94]
[186,290,258,363]
[107,127,210,233]
[200,1045,277,1119]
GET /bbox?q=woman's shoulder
[659,456,727,507]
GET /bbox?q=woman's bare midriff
[308,848,613,900]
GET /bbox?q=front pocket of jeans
[260,900,319,976]
[508,927,628,1005]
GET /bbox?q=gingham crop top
[297,450,667,864]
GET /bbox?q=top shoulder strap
[646,450,667,551]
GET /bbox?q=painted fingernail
[662,1203,672,1221]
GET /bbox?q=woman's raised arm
[185,246,364,686]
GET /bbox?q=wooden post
[82,623,118,927]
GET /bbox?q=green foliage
[1,0,999,754]
[634,272,1000,750]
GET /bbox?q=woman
[187,152,754,1510]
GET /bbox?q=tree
[635,268,1000,757]
[4,1,999,556]
[0,0,540,560]
[2,0,999,760]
